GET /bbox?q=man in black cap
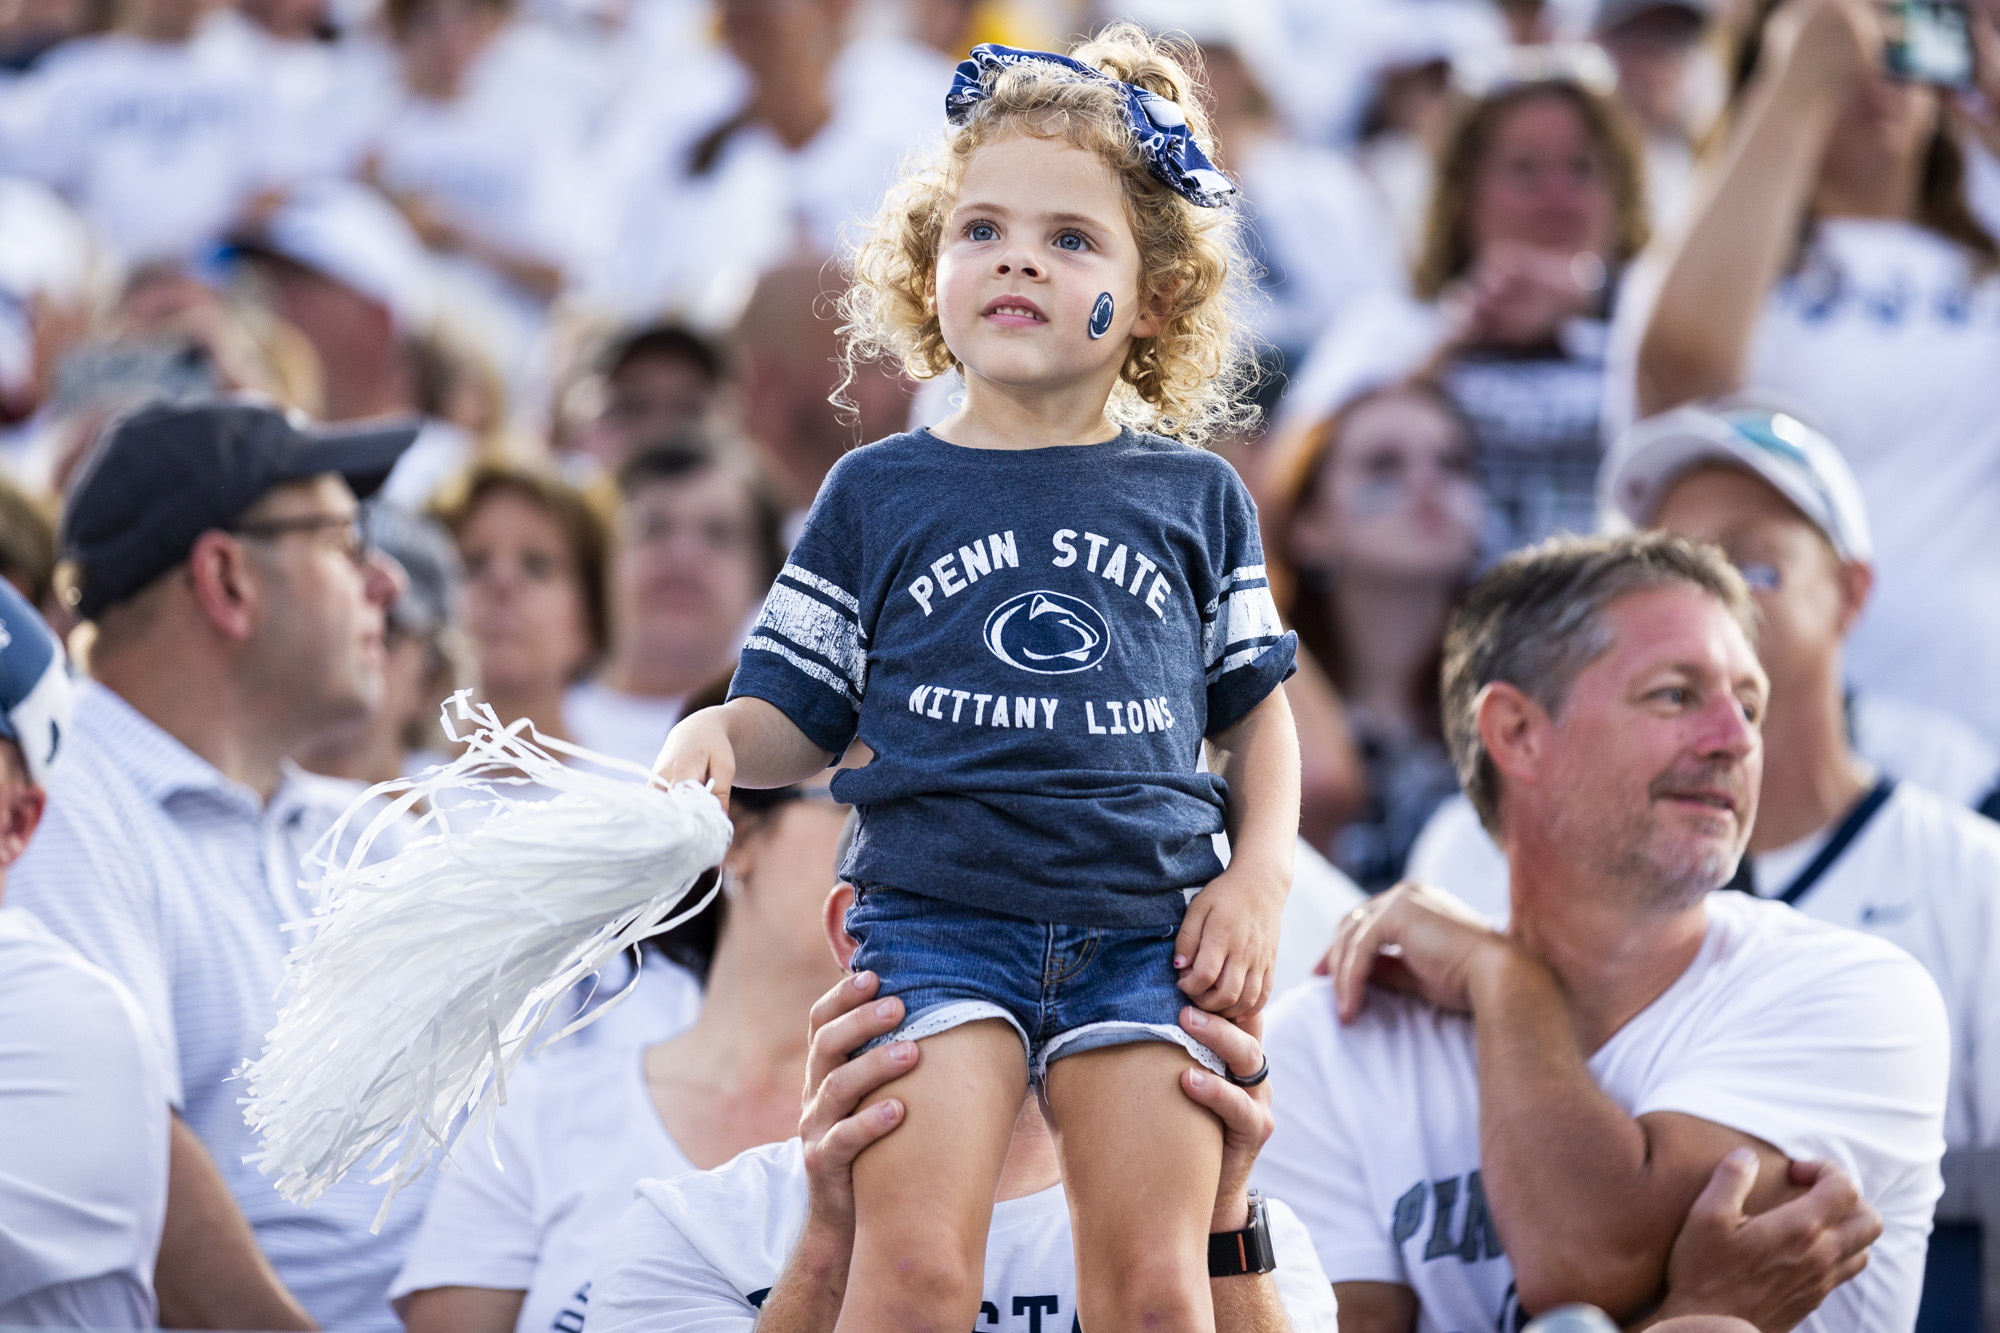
[9,398,427,1332]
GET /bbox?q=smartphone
[1884,0,1975,89]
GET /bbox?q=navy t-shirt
[727,428,1296,928]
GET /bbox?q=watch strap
[1207,1191,1277,1277]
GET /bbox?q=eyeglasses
[230,512,371,567]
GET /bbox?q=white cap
[1601,402,1873,561]
[259,180,437,333]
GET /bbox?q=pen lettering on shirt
[908,531,1019,614]
[1052,529,1171,619]
[1083,698,1174,734]
[909,685,1059,729]
[1014,1295,1061,1332]
[1390,1170,1503,1266]
[903,528,1175,620]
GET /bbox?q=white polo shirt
[586,1138,1341,1332]
[0,907,169,1328]
[7,681,431,1333]
[1255,892,1948,1333]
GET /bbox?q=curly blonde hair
[839,23,1255,447]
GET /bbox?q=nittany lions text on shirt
[728,429,1296,928]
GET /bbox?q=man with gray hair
[1254,532,1948,1331]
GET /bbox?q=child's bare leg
[1043,1042,1224,1333]
[832,1019,1028,1333]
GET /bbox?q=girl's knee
[1077,1252,1213,1332]
[848,1226,987,1324]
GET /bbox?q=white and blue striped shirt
[8,680,430,1333]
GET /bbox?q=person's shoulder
[1121,430,1227,468]
[1706,889,1940,990]
[0,908,157,1067]
[0,907,95,984]
[507,1032,632,1100]
[30,32,127,78]
[635,1138,808,1267]
[1266,974,1472,1070]
[639,1137,805,1223]
[1118,435,1255,508]
[831,431,929,472]
[24,689,154,839]
[1852,692,2000,807]
[810,433,929,504]
[1879,781,2000,879]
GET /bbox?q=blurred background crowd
[3,0,1997,891]
[8,0,2000,1327]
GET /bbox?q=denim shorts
[844,885,1223,1082]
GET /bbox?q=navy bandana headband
[944,43,1238,210]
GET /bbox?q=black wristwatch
[1207,1189,1277,1277]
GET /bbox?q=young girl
[655,27,1300,1332]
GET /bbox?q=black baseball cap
[60,398,420,620]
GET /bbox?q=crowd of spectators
[2,0,2000,1328]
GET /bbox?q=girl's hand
[1174,860,1287,1019]
[651,707,740,808]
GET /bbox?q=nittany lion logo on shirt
[983,590,1110,674]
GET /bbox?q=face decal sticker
[1088,291,1115,340]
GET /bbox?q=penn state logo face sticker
[984,590,1111,674]
[1088,292,1115,340]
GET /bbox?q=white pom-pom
[239,691,732,1226]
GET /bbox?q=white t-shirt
[1853,692,2000,810]
[1276,837,1367,997]
[553,949,703,1054]
[1409,778,2000,1154]
[1255,892,1949,1333]
[1607,220,2000,743]
[563,679,686,774]
[392,1041,694,1333]
[195,9,394,183]
[0,32,277,260]
[364,77,580,402]
[574,44,932,330]
[584,1138,1341,1332]
[0,908,170,1329]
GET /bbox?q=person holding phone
[1617,0,2000,756]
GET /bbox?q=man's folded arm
[1330,1281,1416,1333]
[1469,949,1798,1320]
